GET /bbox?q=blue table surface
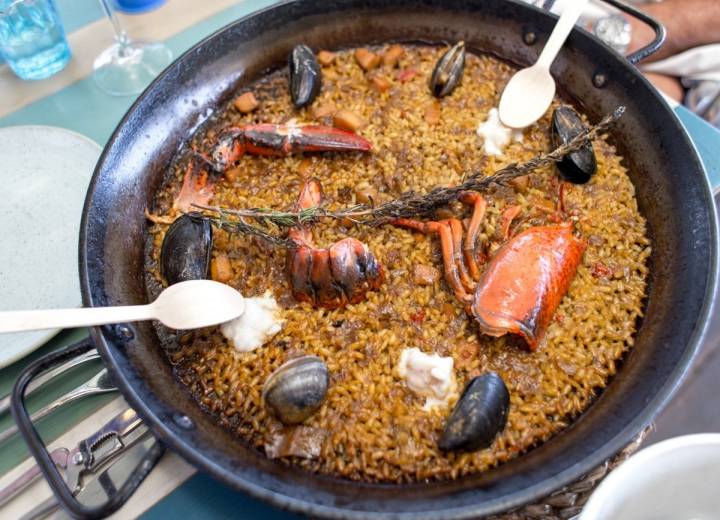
[56,0,104,33]
[1,1,719,518]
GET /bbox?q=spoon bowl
[498,65,556,129]
[498,0,589,129]
[152,280,245,330]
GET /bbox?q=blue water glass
[0,0,71,80]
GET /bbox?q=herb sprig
[191,106,624,247]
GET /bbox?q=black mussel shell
[289,44,321,108]
[438,372,509,452]
[430,41,465,97]
[262,356,329,425]
[160,213,212,285]
[551,105,597,184]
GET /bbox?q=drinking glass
[0,0,71,80]
[92,0,172,96]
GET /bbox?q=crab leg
[211,123,372,171]
[448,219,474,293]
[393,218,473,305]
[498,205,522,241]
[434,222,474,304]
[391,218,432,234]
[459,192,487,281]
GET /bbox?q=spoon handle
[537,0,590,69]
[0,304,154,333]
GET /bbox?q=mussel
[438,372,509,452]
[262,356,329,425]
[160,213,213,285]
[429,41,465,98]
[289,44,321,108]
[551,106,597,184]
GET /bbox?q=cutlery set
[0,347,162,519]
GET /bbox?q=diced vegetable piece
[333,109,367,132]
[233,92,259,113]
[424,101,441,125]
[382,45,405,68]
[317,50,335,66]
[370,74,392,93]
[413,265,440,286]
[211,255,233,283]
[355,48,381,71]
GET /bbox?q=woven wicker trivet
[487,424,654,520]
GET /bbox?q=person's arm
[627,0,720,62]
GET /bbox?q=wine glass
[92,0,173,96]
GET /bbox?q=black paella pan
[12,0,718,518]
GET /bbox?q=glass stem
[98,0,131,56]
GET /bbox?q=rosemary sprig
[193,106,624,244]
[204,205,297,249]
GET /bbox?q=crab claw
[470,223,586,350]
[211,123,372,171]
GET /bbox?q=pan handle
[540,0,666,65]
[600,0,666,64]
[10,338,163,520]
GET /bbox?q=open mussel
[160,213,212,285]
[263,356,329,425]
[430,41,465,97]
[289,44,321,108]
[551,106,597,184]
[438,372,509,452]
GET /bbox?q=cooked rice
[146,45,650,483]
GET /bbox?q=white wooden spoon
[498,0,590,129]
[0,280,245,334]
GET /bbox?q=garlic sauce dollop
[477,108,523,156]
[221,291,284,352]
[397,347,457,411]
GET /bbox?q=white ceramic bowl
[580,434,720,520]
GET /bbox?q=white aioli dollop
[397,348,457,410]
[477,108,523,156]
[220,291,284,352]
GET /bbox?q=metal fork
[0,369,116,445]
[0,349,100,418]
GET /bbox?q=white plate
[0,126,101,368]
[580,434,720,520]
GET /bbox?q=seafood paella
[145,43,649,482]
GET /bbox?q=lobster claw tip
[293,124,372,153]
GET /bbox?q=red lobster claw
[211,123,372,171]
